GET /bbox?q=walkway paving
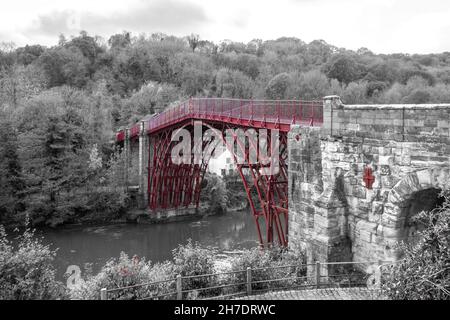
[237,288,387,300]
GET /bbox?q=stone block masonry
[288,95,450,270]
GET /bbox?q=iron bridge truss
[117,98,323,247]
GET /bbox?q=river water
[35,210,259,280]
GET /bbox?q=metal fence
[99,260,398,300]
[116,98,323,141]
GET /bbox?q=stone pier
[288,96,450,273]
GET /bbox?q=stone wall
[129,137,140,185]
[288,96,450,266]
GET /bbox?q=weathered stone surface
[288,97,450,266]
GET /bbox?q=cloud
[29,11,78,36]
[28,0,209,38]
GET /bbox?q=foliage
[187,34,200,52]
[381,192,450,300]
[70,241,307,300]
[0,113,24,223]
[214,68,253,98]
[228,246,307,293]
[200,173,228,213]
[172,240,218,298]
[69,252,175,300]
[0,225,67,299]
[265,73,291,99]
[324,53,364,84]
[288,70,329,99]
[2,30,450,228]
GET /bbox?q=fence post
[100,288,107,300]
[246,267,252,296]
[315,262,321,289]
[376,259,383,289]
[176,274,182,300]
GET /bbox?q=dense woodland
[1,31,450,227]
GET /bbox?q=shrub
[70,241,307,300]
[381,192,450,300]
[227,246,306,294]
[0,225,67,299]
[74,253,174,299]
[200,173,228,213]
[69,252,177,300]
[172,240,218,298]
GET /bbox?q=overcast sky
[1,0,449,54]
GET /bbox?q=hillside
[1,31,450,226]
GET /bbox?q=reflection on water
[36,210,259,280]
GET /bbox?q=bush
[200,173,228,213]
[71,240,217,300]
[0,225,67,299]
[172,240,218,298]
[227,246,306,294]
[381,192,450,300]
[70,252,176,300]
[70,241,307,300]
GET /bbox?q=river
[34,210,259,281]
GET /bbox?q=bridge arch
[388,167,450,206]
[384,167,450,245]
[148,120,289,247]
[117,98,323,248]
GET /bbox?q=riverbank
[16,207,258,281]
[3,197,249,232]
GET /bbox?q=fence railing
[116,98,323,142]
[99,260,399,300]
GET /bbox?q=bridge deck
[116,98,323,141]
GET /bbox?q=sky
[0,0,449,54]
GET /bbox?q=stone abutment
[288,96,450,273]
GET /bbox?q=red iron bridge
[116,98,323,247]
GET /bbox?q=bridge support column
[124,128,130,190]
[288,98,352,280]
[138,121,149,208]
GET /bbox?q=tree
[365,60,399,84]
[265,73,291,99]
[341,81,368,104]
[37,47,90,88]
[0,226,67,299]
[305,39,335,66]
[16,88,91,226]
[122,81,181,124]
[214,68,254,98]
[108,32,132,51]
[200,173,228,213]
[0,42,16,69]
[0,114,24,223]
[65,31,104,69]
[399,68,435,86]
[401,89,431,104]
[187,34,200,53]
[366,81,388,98]
[15,45,45,65]
[233,54,260,79]
[324,53,364,84]
[381,192,450,300]
[37,48,67,87]
[288,70,330,99]
[170,52,214,96]
[0,64,48,108]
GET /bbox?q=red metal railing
[130,124,140,139]
[116,130,125,142]
[116,98,323,142]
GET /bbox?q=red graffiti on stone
[363,167,375,189]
